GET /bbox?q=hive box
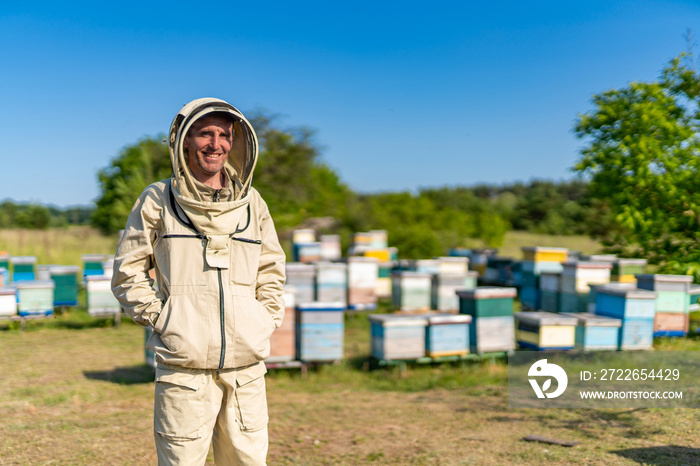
[437,257,469,275]
[293,242,322,263]
[347,257,378,310]
[11,256,37,282]
[392,271,432,312]
[0,287,18,317]
[425,313,472,357]
[268,286,296,363]
[636,274,692,313]
[689,285,700,312]
[431,271,478,312]
[653,312,689,338]
[595,286,656,350]
[315,262,347,303]
[561,312,622,351]
[457,287,516,353]
[285,263,316,305]
[86,275,121,316]
[515,311,577,351]
[612,258,647,283]
[369,313,428,360]
[15,280,55,316]
[295,302,344,362]
[522,247,569,264]
[539,272,561,313]
[82,254,106,278]
[49,265,80,306]
[559,261,612,314]
[319,235,342,261]
[375,261,394,299]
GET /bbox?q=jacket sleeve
[111,186,164,328]
[255,198,287,328]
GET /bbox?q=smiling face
[184,113,233,187]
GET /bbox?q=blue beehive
[11,256,37,282]
[295,302,344,362]
[369,313,428,360]
[425,313,471,357]
[595,286,656,350]
[561,312,622,351]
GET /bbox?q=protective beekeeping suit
[112,97,286,465]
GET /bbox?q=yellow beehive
[522,247,569,263]
[364,249,392,262]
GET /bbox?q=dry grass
[0,226,119,267]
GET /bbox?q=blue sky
[2,1,700,207]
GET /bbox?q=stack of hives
[559,261,612,313]
[315,262,347,303]
[520,247,568,310]
[457,287,516,354]
[319,234,342,261]
[392,271,432,312]
[292,229,321,263]
[636,274,693,338]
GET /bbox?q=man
[112,98,286,465]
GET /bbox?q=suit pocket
[235,371,268,432]
[229,237,262,286]
[154,364,207,440]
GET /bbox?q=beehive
[457,287,516,353]
[0,252,9,275]
[415,259,440,275]
[375,261,394,299]
[0,267,7,288]
[438,257,469,275]
[268,286,296,363]
[539,272,561,313]
[688,285,700,312]
[0,288,18,317]
[285,263,316,305]
[102,256,115,279]
[484,256,516,286]
[425,313,472,357]
[15,280,55,316]
[594,286,656,350]
[347,257,378,310]
[515,311,577,351]
[653,312,689,338]
[368,230,388,249]
[86,275,121,316]
[315,262,347,303]
[561,312,622,351]
[364,249,392,263]
[368,313,428,360]
[611,258,647,283]
[292,229,316,245]
[320,235,342,261]
[431,271,478,312]
[293,242,322,263]
[522,247,569,263]
[558,261,612,314]
[295,302,344,362]
[392,271,432,312]
[11,256,37,282]
[49,265,80,306]
[636,274,692,313]
[82,254,106,278]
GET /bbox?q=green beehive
[457,287,517,318]
[82,254,106,279]
[50,266,80,306]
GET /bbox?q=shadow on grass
[84,364,155,385]
[612,445,700,465]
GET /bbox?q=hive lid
[86,275,113,282]
[50,265,81,274]
[563,261,613,269]
[515,311,578,326]
[426,313,472,325]
[81,254,106,261]
[596,286,657,299]
[10,256,37,264]
[635,274,693,283]
[296,302,345,311]
[560,312,622,327]
[14,280,55,289]
[615,258,647,265]
[456,286,517,299]
[368,313,429,327]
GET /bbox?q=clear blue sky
[2,1,700,207]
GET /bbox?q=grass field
[2,304,700,465]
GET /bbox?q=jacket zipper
[162,234,204,239]
[213,188,225,371]
[231,237,262,245]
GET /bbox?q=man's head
[183,113,234,186]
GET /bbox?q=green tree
[574,55,700,272]
[92,137,172,234]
